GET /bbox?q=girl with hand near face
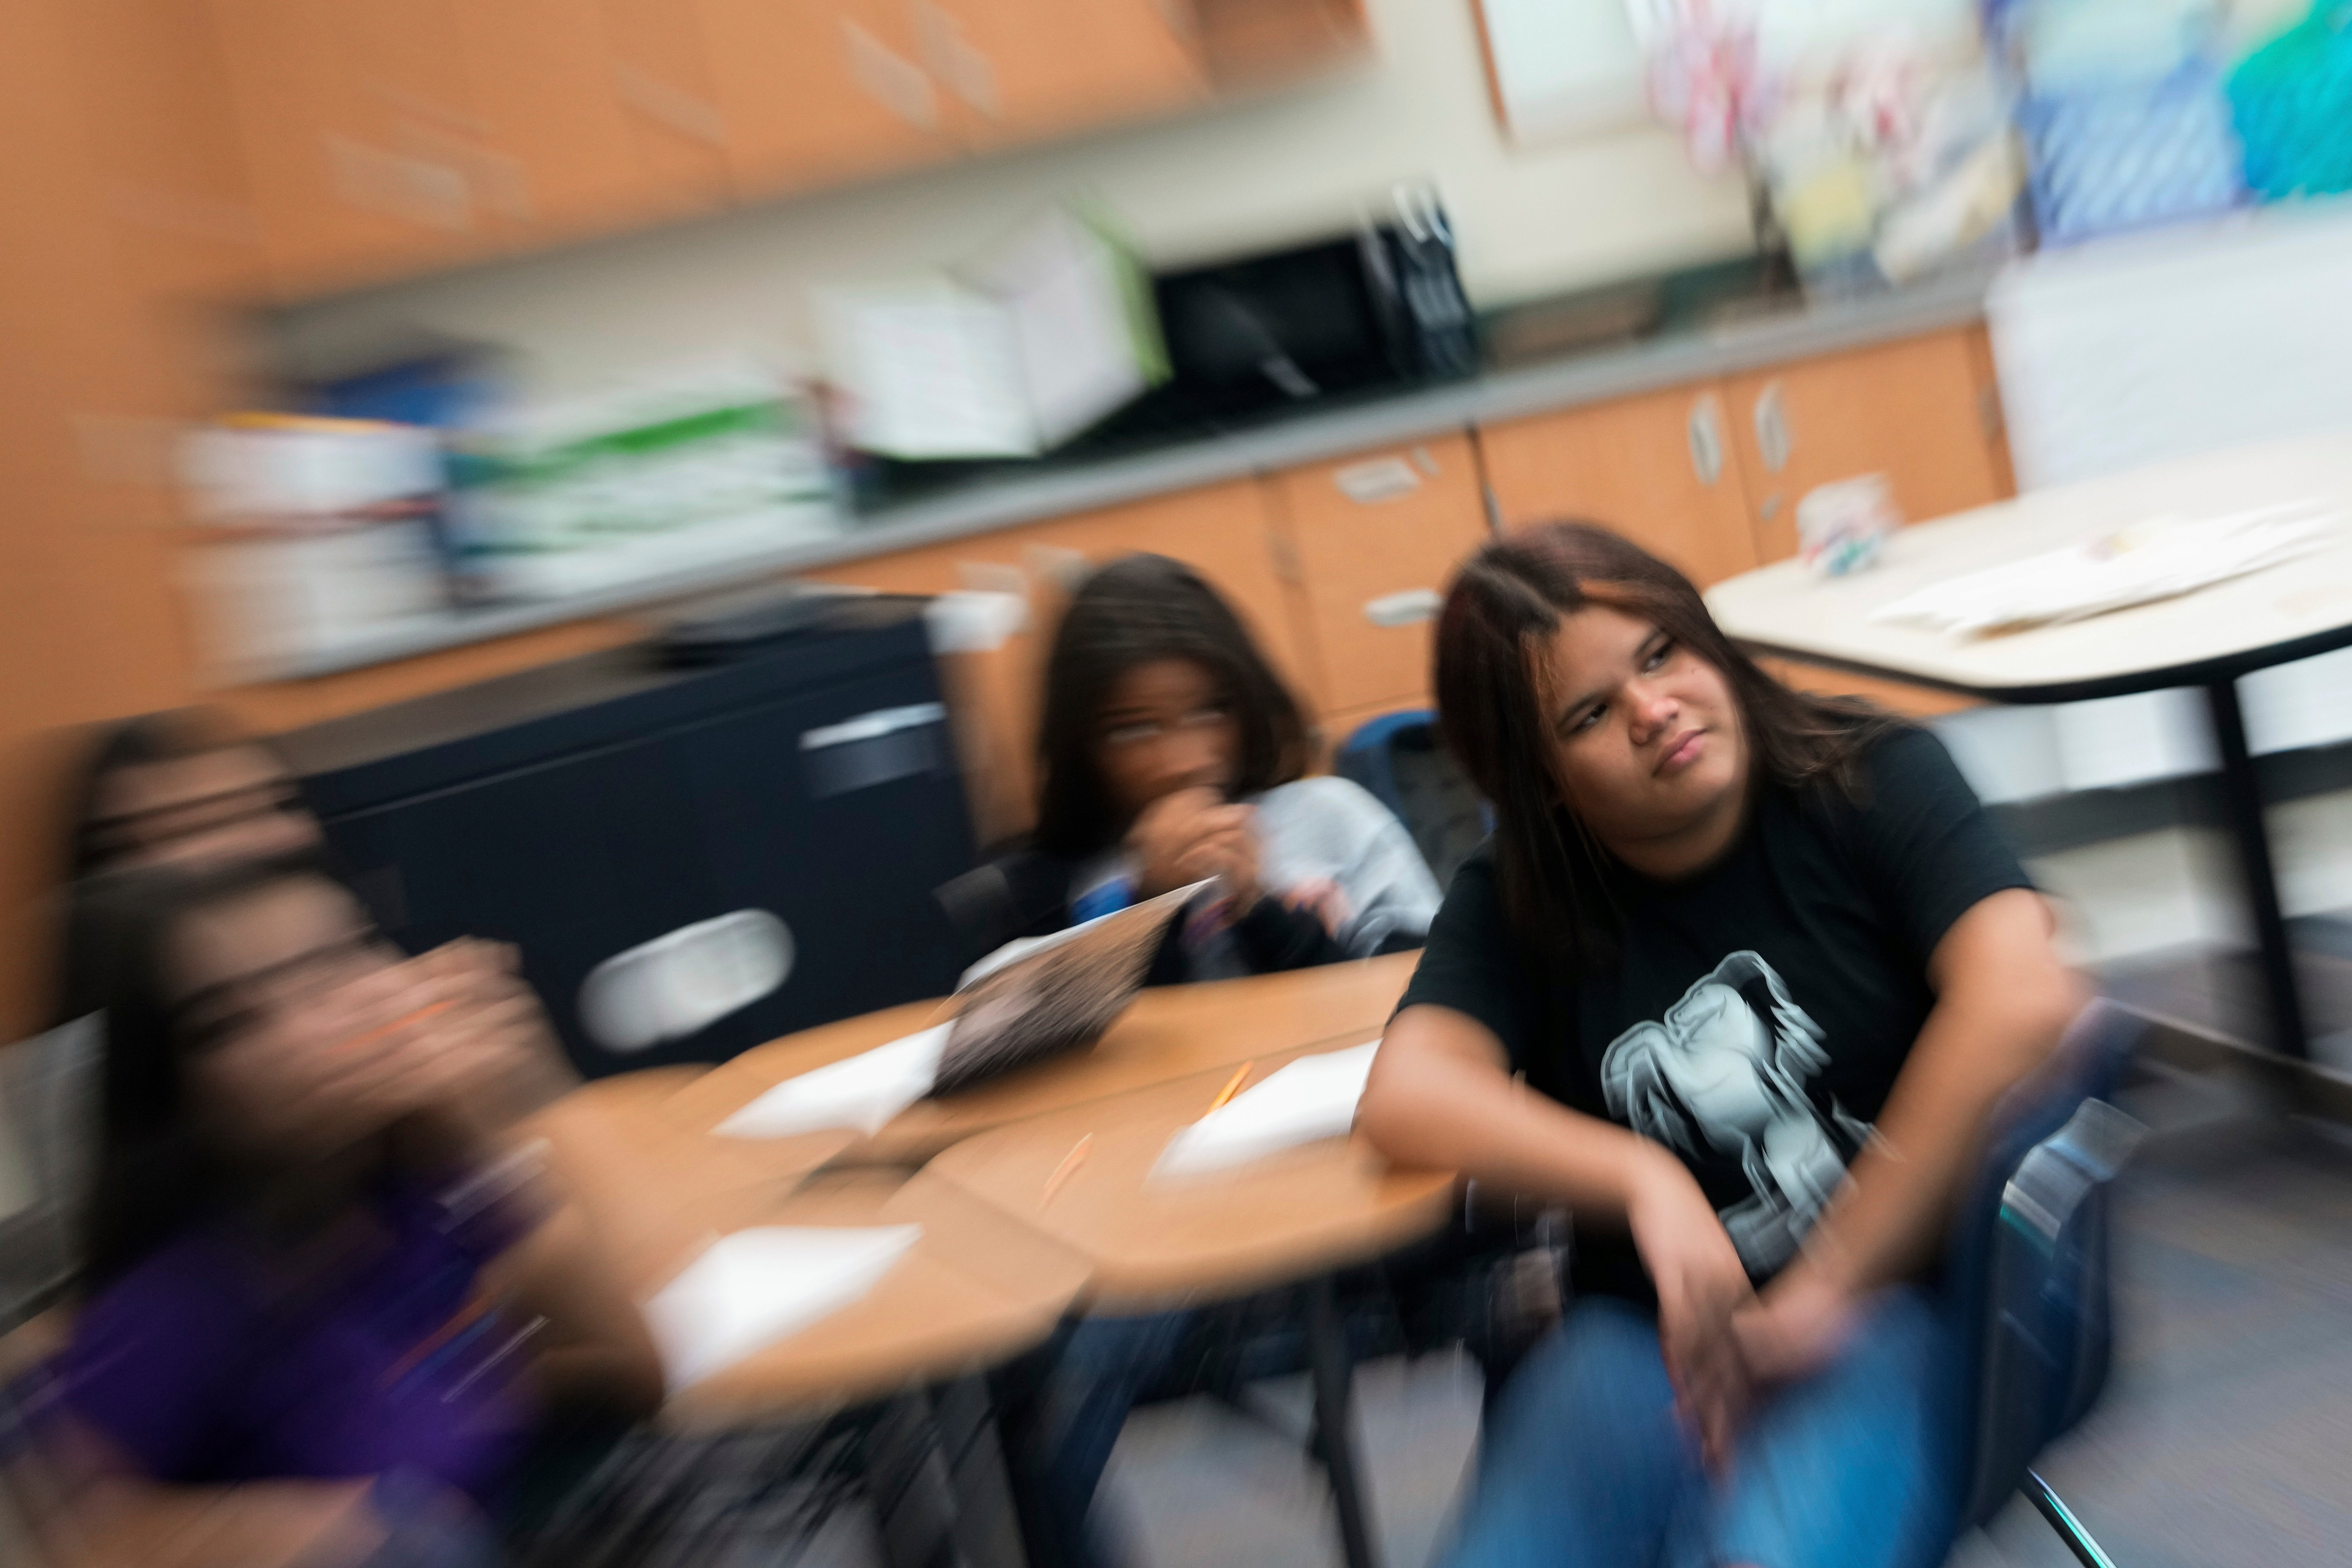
[940,553,1441,985]
[1358,523,2084,1568]
[27,857,657,1568]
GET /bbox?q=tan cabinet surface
[209,0,490,294]
[701,0,956,200]
[55,0,264,299]
[1478,385,1759,588]
[1724,327,2009,564]
[598,0,733,218]
[1267,434,1489,718]
[454,0,670,244]
[926,0,1208,149]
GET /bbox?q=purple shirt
[54,1179,537,1506]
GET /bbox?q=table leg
[1305,1275,1383,1568]
[2203,678,2311,1059]
[863,1390,963,1568]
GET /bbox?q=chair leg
[2023,1470,2118,1568]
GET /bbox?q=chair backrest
[1332,711,1490,892]
[1946,999,2149,1527]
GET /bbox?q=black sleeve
[1228,896,1353,973]
[1849,726,2036,965]
[1393,852,1541,1073]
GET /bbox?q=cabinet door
[700,0,955,201]
[454,0,667,244]
[918,0,1207,150]
[54,0,265,298]
[1267,434,1490,719]
[1477,385,1759,587]
[209,0,488,295]
[598,0,733,217]
[1725,328,2010,564]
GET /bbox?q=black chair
[1944,998,2150,1568]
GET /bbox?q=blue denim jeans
[1441,1292,1963,1568]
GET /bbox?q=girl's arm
[1360,1005,1757,1460]
[476,1180,665,1424]
[1737,887,2086,1377]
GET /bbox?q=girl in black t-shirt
[1359,523,2083,1568]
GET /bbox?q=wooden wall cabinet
[208,0,495,295]
[200,0,1360,300]
[1477,384,1759,588]
[921,0,1209,150]
[1266,433,1490,721]
[1723,328,2010,565]
[699,0,955,201]
[1479,325,2006,716]
[454,0,698,245]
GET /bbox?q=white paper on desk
[1151,1041,1381,1181]
[645,1224,921,1392]
[712,1023,949,1139]
[1868,501,2338,637]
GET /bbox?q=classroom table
[1707,433,2352,1062]
[673,950,1419,1165]
[926,1048,1460,1568]
[529,1074,1092,1427]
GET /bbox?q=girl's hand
[1731,1264,1860,1387]
[1627,1147,1753,1470]
[1128,788,1260,908]
[1175,808,1262,914]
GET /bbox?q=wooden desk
[531,1076,1090,1428]
[676,952,1419,1166]
[923,1051,1457,1314]
[1708,433,2352,1062]
[926,1047,1456,1568]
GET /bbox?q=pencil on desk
[1040,1135,1092,1206]
[1207,1063,1251,1113]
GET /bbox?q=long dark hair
[1031,553,1309,857]
[81,853,339,1287]
[1434,521,1904,974]
[61,708,256,882]
[53,709,311,1026]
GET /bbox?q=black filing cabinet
[280,597,975,1077]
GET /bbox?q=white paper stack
[713,1024,949,1139]
[644,1224,921,1391]
[1868,501,2337,637]
[1152,1041,1382,1181]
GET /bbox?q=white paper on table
[713,1023,949,1139]
[1867,501,2337,637]
[1151,1041,1382,1181]
[644,1224,921,1391]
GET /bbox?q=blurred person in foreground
[1358,523,2085,1568]
[940,551,1441,983]
[4,708,330,1316]
[17,856,658,1568]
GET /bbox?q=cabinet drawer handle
[912,0,1000,118]
[610,62,727,146]
[843,17,939,128]
[1365,589,1442,627]
[1754,381,1792,473]
[1687,395,1724,486]
[1334,455,1422,504]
